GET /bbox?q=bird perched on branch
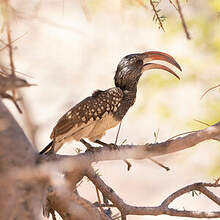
[0,73,35,113]
[40,51,181,154]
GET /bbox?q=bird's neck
[123,89,137,103]
[113,88,137,121]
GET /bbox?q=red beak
[140,51,182,79]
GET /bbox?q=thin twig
[167,130,196,141]
[176,0,191,39]
[6,18,15,76]
[94,203,115,208]
[147,156,170,171]
[194,119,210,127]
[201,84,220,99]
[153,128,160,143]
[168,0,178,10]
[95,185,105,213]
[0,65,34,78]
[149,0,165,31]
[4,1,20,109]
[168,119,212,141]
[0,32,28,52]
[160,182,220,207]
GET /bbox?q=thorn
[147,157,170,171]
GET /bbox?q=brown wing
[50,87,123,140]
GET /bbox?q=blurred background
[1,0,220,219]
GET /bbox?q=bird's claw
[80,139,99,152]
[107,143,119,150]
[85,146,98,153]
[95,140,119,150]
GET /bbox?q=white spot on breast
[67,111,72,116]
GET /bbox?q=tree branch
[47,121,220,168]
[39,121,220,219]
[86,167,220,218]
[0,99,43,220]
[176,0,191,40]
[47,188,110,220]
[149,0,165,31]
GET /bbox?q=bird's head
[114,51,182,91]
[11,76,37,89]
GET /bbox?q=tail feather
[39,141,53,154]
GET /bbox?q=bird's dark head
[114,51,182,91]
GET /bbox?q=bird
[0,73,33,93]
[39,51,181,154]
[0,73,35,113]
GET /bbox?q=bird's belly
[88,114,119,141]
[55,122,96,144]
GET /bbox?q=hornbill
[39,51,181,154]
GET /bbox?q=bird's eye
[136,60,143,65]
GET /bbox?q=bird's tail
[39,141,53,154]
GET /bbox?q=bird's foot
[95,140,119,150]
[80,139,98,152]
[95,140,131,170]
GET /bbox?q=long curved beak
[140,51,182,80]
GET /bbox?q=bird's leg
[95,140,119,150]
[80,139,98,152]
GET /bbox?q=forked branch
[87,167,220,219]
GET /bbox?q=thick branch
[48,121,220,167]
[47,189,109,220]
[0,99,43,220]
[39,121,220,219]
